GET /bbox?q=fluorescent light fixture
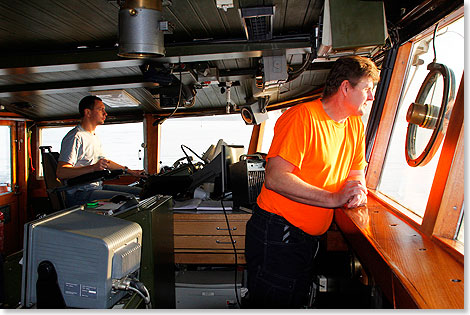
[90,90,140,108]
[216,0,234,11]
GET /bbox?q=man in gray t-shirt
[57,95,143,207]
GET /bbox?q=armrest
[65,169,124,187]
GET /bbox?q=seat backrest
[39,146,66,211]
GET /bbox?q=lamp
[118,0,165,58]
[90,90,140,108]
[240,98,269,125]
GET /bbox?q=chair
[39,146,126,212]
[39,146,67,211]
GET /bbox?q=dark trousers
[245,205,321,308]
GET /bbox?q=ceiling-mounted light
[240,98,269,125]
[90,90,140,108]
[118,0,165,58]
[216,0,234,11]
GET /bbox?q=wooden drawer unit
[174,210,252,264]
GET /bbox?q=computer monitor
[21,207,143,309]
[189,144,229,199]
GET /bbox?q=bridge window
[159,114,253,168]
[376,16,464,219]
[260,98,373,156]
[456,211,464,244]
[365,10,464,257]
[38,122,144,176]
[39,126,73,177]
[0,125,12,193]
[260,109,285,154]
[95,123,144,170]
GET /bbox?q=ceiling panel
[0,0,451,121]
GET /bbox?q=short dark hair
[322,56,380,99]
[78,95,102,117]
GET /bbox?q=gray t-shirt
[58,124,105,187]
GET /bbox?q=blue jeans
[64,182,141,208]
[245,205,320,308]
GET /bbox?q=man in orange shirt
[245,56,380,308]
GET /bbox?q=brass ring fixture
[405,62,455,167]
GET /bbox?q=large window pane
[160,115,252,168]
[260,109,285,154]
[377,17,464,218]
[40,126,74,152]
[0,126,12,193]
[456,204,464,244]
[39,122,144,174]
[96,123,144,170]
[39,126,74,177]
[261,97,373,155]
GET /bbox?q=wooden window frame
[0,121,16,193]
[365,12,464,258]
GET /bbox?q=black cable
[220,194,241,308]
[113,276,152,309]
[432,23,439,62]
[129,276,152,308]
[180,145,195,171]
[286,28,317,83]
[181,144,206,164]
[154,65,184,125]
[128,286,151,309]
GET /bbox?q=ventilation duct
[239,6,275,41]
[118,0,165,58]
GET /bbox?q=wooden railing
[335,195,464,309]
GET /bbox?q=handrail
[334,195,464,309]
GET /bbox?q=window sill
[433,235,464,264]
[369,189,464,262]
[334,195,464,309]
[368,189,423,227]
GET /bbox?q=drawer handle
[216,226,237,231]
[216,240,236,244]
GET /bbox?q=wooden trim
[432,236,464,264]
[10,124,17,189]
[368,189,423,229]
[432,121,464,240]
[34,115,142,126]
[247,122,265,154]
[410,6,464,43]
[174,235,246,250]
[421,74,464,236]
[366,42,412,189]
[175,252,246,264]
[16,121,28,251]
[0,121,16,126]
[0,112,24,118]
[0,121,21,254]
[33,125,42,180]
[335,196,464,309]
[144,114,160,174]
